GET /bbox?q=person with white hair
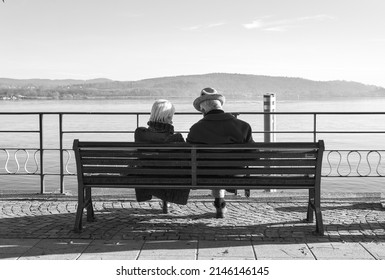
[187,88,254,218]
[134,99,189,212]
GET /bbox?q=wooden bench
[73,139,325,235]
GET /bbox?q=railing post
[232,113,243,196]
[59,113,64,193]
[313,113,317,142]
[39,113,45,193]
[136,113,140,129]
[263,93,276,192]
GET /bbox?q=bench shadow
[275,202,383,212]
[1,202,385,259]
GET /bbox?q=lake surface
[1,97,385,194]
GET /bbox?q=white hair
[149,99,175,124]
[199,100,223,113]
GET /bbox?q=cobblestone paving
[1,193,384,244]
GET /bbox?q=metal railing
[2,111,385,193]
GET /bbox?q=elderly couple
[134,87,254,218]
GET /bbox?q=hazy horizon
[0,72,384,88]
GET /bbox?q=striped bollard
[264,93,277,192]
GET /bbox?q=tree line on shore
[1,73,384,100]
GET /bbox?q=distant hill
[0,78,113,87]
[1,73,384,100]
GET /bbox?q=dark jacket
[135,121,184,143]
[186,110,253,144]
[134,121,190,205]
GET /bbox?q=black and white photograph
[1,0,384,279]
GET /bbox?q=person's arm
[246,124,254,143]
[167,133,185,143]
[186,125,195,143]
[134,127,147,142]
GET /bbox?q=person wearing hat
[187,87,254,218]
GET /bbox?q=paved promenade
[0,191,384,260]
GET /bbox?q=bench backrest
[73,140,324,190]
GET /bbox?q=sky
[1,0,385,87]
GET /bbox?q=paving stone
[0,239,40,260]
[138,240,197,260]
[198,240,255,260]
[78,240,143,260]
[307,242,375,259]
[360,242,385,260]
[252,243,314,260]
[18,239,91,260]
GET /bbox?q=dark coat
[186,110,254,144]
[134,121,190,205]
[186,110,253,194]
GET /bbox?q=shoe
[215,206,228,218]
[214,198,227,218]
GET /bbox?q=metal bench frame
[73,140,325,235]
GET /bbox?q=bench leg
[85,187,96,222]
[74,187,84,232]
[315,207,324,235]
[306,189,315,223]
[314,189,324,235]
[306,203,314,223]
[86,202,95,222]
[306,198,324,235]
[74,205,84,233]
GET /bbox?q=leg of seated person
[212,189,227,218]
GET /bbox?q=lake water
[1,97,385,194]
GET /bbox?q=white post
[264,93,276,142]
[263,93,277,192]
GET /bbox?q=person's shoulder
[187,120,201,131]
[233,117,251,126]
[232,115,250,125]
[134,126,148,136]
[135,126,147,133]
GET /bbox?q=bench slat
[78,184,313,190]
[83,167,191,175]
[80,150,317,160]
[197,176,315,186]
[197,159,316,167]
[81,167,315,176]
[196,167,315,175]
[80,150,191,159]
[196,151,317,159]
[82,175,314,187]
[83,176,191,185]
[77,141,320,149]
[81,159,191,166]
[81,159,315,167]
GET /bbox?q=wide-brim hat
[193,87,225,112]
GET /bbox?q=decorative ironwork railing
[2,149,385,177]
[2,111,385,193]
[0,148,74,175]
[324,150,385,177]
